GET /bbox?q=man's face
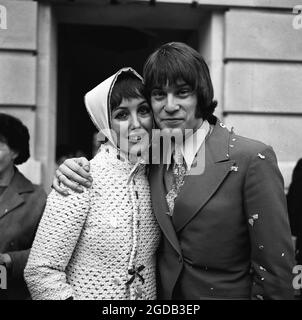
[150,80,203,134]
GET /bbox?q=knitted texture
[24,144,161,300]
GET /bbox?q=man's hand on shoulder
[52,157,93,195]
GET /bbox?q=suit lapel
[172,120,235,232]
[0,186,25,219]
[172,148,234,232]
[149,164,182,256]
[0,168,33,219]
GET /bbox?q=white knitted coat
[24,145,161,300]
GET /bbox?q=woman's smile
[111,97,153,158]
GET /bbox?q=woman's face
[111,97,153,159]
[0,140,17,175]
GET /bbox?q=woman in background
[0,113,46,300]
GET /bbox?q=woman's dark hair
[143,42,217,122]
[110,71,146,111]
[0,113,30,165]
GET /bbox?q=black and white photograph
[0,0,302,308]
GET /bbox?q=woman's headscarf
[84,67,143,148]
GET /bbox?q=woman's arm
[24,187,90,300]
[244,146,295,300]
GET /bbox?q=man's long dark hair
[143,42,217,123]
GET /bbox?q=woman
[24,68,161,300]
[0,113,46,300]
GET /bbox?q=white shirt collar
[166,120,211,171]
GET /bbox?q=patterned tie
[166,147,187,216]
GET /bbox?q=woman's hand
[52,157,93,195]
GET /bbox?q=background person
[287,158,302,296]
[0,113,46,300]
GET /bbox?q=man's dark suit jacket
[0,168,46,300]
[149,117,295,300]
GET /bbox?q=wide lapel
[0,169,33,219]
[149,164,182,256]
[172,120,235,232]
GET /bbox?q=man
[53,42,295,300]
